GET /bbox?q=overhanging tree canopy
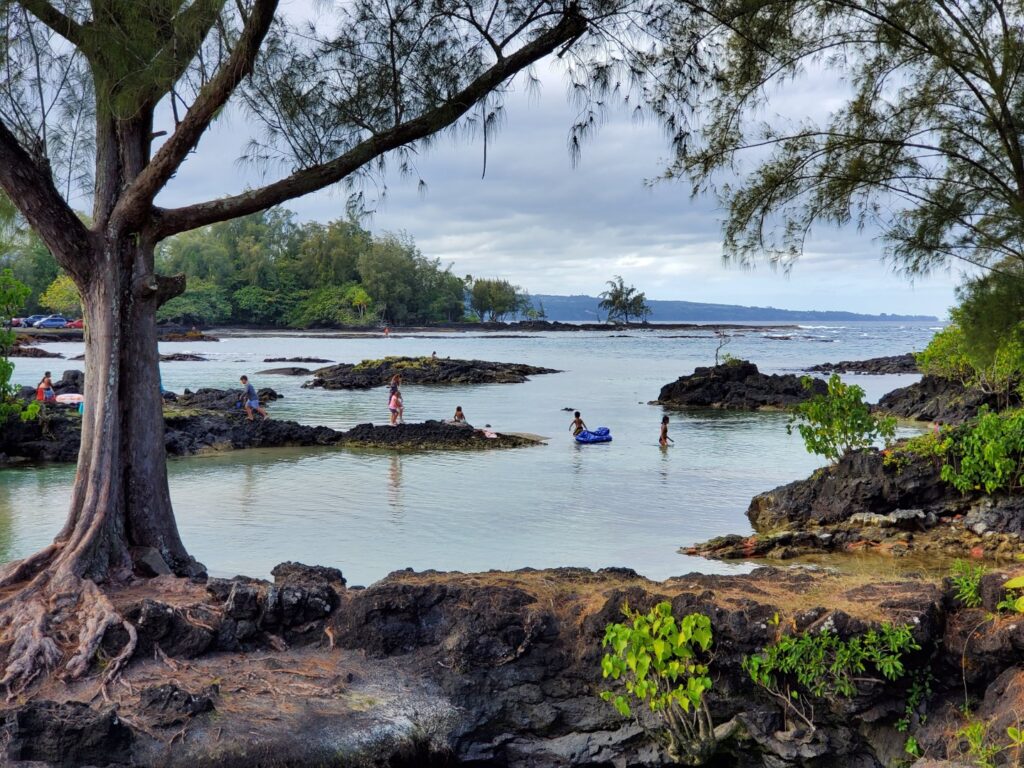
[0,0,698,693]
[671,0,1024,274]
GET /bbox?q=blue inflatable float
[575,427,612,444]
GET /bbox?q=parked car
[33,315,68,329]
[9,317,23,327]
[22,314,47,327]
[66,318,84,329]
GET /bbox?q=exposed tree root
[0,572,138,698]
[0,543,63,591]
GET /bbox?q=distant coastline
[527,293,939,323]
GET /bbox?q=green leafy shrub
[916,324,974,386]
[788,374,896,462]
[882,432,952,471]
[940,408,1024,493]
[0,268,40,424]
[949,560,986,608]
[743,624,920,730]
[600,602,719,763]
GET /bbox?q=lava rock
[876,375,1015,424]
[304,356,558,390]
[656,360,827,410]
[137,684,216,727]
[257,367,312,375]
[809,354,919,375]
[3,700,132,766]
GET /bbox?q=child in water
[569,411,587,436]
[660,415,673,447]
[453,405,466,423]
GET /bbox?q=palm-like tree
[599,276,651,324]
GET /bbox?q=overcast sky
[157,5,962,319]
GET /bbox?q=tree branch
[153,6,587,238]
[112,0,280,233]
[0,117,93,275]
[19,0,84,46]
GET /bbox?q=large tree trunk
[56,237,194,582]
[0,236,197,696]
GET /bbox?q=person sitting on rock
[240,375,268,421]
[570,411,587,436]
[446,405,470,427]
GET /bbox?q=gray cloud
[157,46,959,318]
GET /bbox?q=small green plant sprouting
[957,718,1002,768]
[600,602,720,764]
[743,624,920,731]
[895,669,934,760]
[950,560,986,608]
[787,374,897,463]
[996,575,1024,613]
[904,734,922,758]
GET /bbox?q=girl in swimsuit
[37,371,55,402]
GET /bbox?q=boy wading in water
[240,375,268,421]
[569,411,587,436]
[660,415,674,447]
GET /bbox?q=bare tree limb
[0,117,93,273]
[18,0,84,46]
[153,6,587,238]
[112,0,280,233]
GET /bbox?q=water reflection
[0,325,938,584]
[387,453,403,522]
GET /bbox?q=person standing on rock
[240,375,268,421]
[37,371,55,402]
[389,385,404,426]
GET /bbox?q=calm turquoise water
[0,322,937,585]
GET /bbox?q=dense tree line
[0,202,545,327]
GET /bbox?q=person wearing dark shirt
[240,375,268,421]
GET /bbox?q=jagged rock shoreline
[2,562,1021,767]
[0,377,538,464]
[305,355,559,390]
[655,360,826,410]
[688,446,1024,563]
[808,353,919,375]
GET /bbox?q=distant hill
[527,294,937,323]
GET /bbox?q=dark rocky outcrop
[689,447,1024,563]
[256,366,311,375]
[264,356,332,363]
[5,563,1013,768]
[809,353,919,375]
[160,353,207,362]
[8,342,62,358]
[137,684,216,727]
[875,375,1015,424]
[3,700,133,766]
[304,356,559,390]
[174,386,282,410]
[337,420,534,449]
[1,403,539,464]
[656,360,827,410]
